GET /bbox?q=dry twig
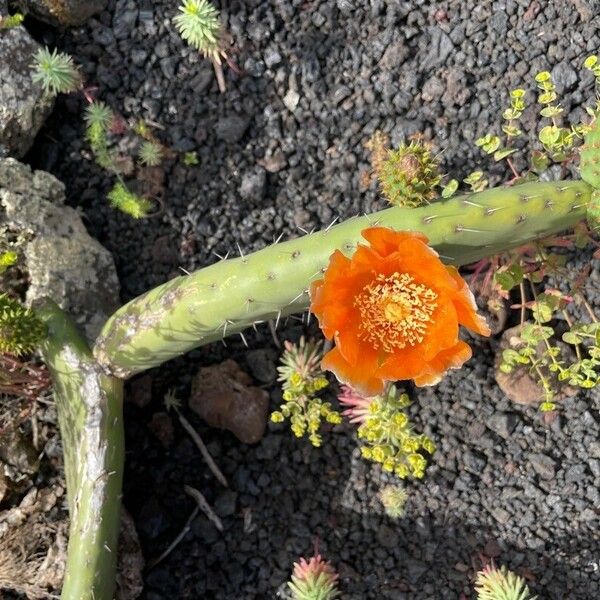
[184,485,223,532]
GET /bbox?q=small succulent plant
[0,294,47,356]
[379,485,408,519]
[85,100,114,130]
[138,141,164,167]
[85,101,119,172]
[475,564,536,600]
[339,384,435,479]
[107,182,153,219]
[174,0,221,56]
[0,251,18,274]
[271,337,341,447]
[0,12,24,29]
[183,151,200,166]
[31,47,81,96]
[174,0,229,92]
[287,554,340,600]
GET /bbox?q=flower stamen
[355,272,437,352]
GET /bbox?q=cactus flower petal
[310,227,490,395]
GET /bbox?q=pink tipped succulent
[338,384,373,423]
[288,554,340,600]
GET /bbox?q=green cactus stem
[580,117,600,189]
[37,300,124,600]
[95,180,591,378]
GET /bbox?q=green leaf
[502,349,522,365]
[502,108,523,121]
[584,55,598,69]
[538,91,557,105]
[494,263,523,291]
[502,124,522,137]
[532,300,553,323]
[540,105,563,118]
[539,125,561,146]
[530,150,550,173]
[475,134,501,154]
[441,179,458,198]
[535,71,552,83]
[562,331,583,345]
[494,148,517,161]
[521,323,553,344]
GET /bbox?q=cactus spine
[95,180,591,378]
[37,300,124,600]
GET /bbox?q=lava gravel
[20,0,600,598]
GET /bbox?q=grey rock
[564,464,587,483]
[423,27,453,69]
[0,429,39,475]
[245,348,277,383]
[0,22,54,158]
[551,62,578,92]
[239,168,267,203]
[215,115,250,144]
[20,0,107,26]
[490,10,508,35]
[405,558,428,582]
[214,490,238,518]
[376,524,399,548]
[486,412,518,439]
[283,88,300,111]
[463,450,487,474]
[264,48,282,69]
[491,507,511,524]
[192,516,220,544]
[260,149,287,173]
[0,158,120,340]
[529,453,557,480]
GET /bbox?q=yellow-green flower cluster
[356,388,435,479]
[271,338,341,447]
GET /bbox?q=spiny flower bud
[377,140,442,208]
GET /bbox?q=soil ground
[19,0,600,598]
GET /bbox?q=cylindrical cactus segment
[580,117,600,189]
[95,180,591,378]
[37,300,124,600]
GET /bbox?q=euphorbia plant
[6,62,600,599]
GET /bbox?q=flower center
[355,272,438,352]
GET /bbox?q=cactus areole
[95,180,592,378]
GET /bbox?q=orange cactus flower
[309,227,491,396]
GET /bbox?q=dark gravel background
[23,0,600,598]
